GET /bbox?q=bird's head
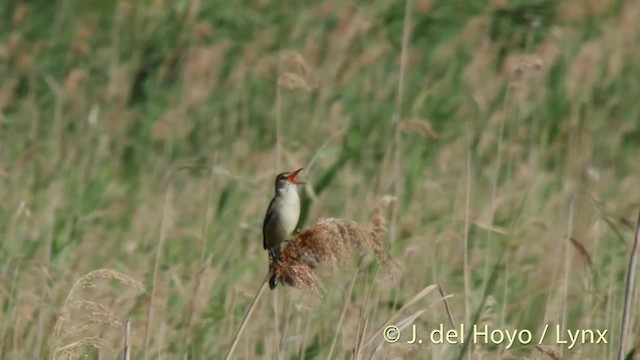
[275,168,305,193]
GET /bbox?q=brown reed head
[270,196,395,293]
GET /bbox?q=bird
[263,168,305,289]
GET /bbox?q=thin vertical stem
[326,267,359,360]
[143,185,173,359]
[276,81,283,171]
[617,210,640,360]
[186,160,218,353]
[199,161,217,263]
[463,151,472,360]
[272,290,280,359]
[224,274,271,360]
[123,320,131,360]
[559,196,574,357]
[143,166,198,359]
[389,0,413,244]
[482,86,509,291]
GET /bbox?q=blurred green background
[1,0,639,359]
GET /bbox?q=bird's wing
[263,197,276,249]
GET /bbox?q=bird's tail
[267,247,281,290]
[268,266,278,289]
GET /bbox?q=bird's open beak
[288,168,305,185]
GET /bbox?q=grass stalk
[389,0,413,244]
[143,182,173,359]
[278,290,293,358]
[463,151,472,360]
[123,320,131,360]
[326,266,359,360]
[559,196,574,357]
[185,160,218,353]
[143,166,200,359]
[617,210,640,360]
[482,85,509,291]
[353,316,368,360]
[223,273,271,360]
[276,74,283,171]
[363,283,456,349]
[271,288,281,359]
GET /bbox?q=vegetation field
[1,0,639,359]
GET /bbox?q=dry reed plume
[224,196,395,360]
[52,269,145,360]
[270,195,395,292]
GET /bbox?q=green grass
[1,0,639,359]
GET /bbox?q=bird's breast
[276,192,300,235]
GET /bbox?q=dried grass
[224,196,396,360]
[618,210,640,359]
[56,336,111,358]
[271,196,395,293]
[52,269,144,360]
[478,295,496,329]
[534,345,563,360]
[71,269,144,293]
